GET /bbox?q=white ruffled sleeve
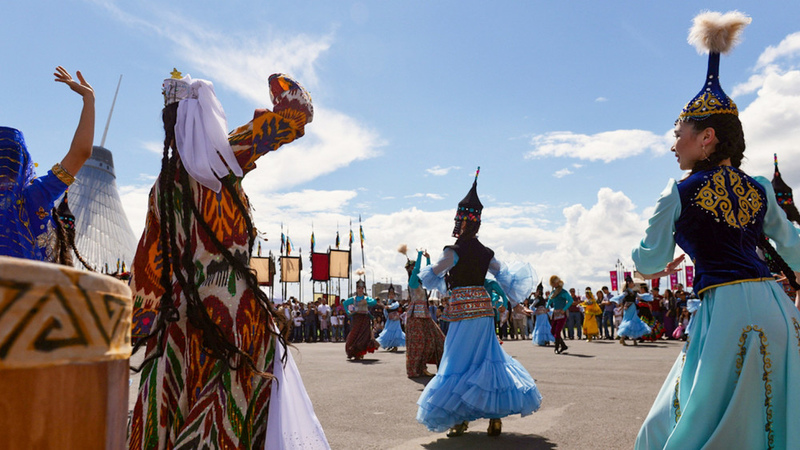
[632,179,682,275]
[489,258,536,308]
[266,341,330,450]
[756,176,800,271]
[419,249,456,294]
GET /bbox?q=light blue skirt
[636,280,800,449]
[416,316,542,432]
[376,319,406,348]
[618,304,651,339]
[532,312,555,346]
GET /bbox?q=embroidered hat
[772,153,800,224]
[453,167,483,227]
[678,11,751,121]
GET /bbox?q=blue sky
[4,1,800,298]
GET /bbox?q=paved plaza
[130,337,682,449]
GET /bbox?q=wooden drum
[0,256,132,449]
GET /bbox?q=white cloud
[595,97,608,102]
[553,168,573,178]
[141,141,164,154]
[425,165,460,176]
[405,193,445,200]
[526,129,671,162]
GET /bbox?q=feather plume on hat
[397,243,408,256]
[688,11,751,54]
[356,268,366,277]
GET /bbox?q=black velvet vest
[445,237,494,289]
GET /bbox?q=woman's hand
[54,66,94,99]
[664,254,686,275]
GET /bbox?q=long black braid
[133,103,287,374]
[758,235,800,291]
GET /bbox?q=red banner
[685,266,694,288]
[311,252,330,281]
[651,277,660,289]
[624,271,632,282]
[610,271,618,292]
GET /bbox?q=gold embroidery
[694,168,763,229]
[734,325,774,449]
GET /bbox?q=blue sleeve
[563,291,573,310]
[24,171,69,209]
[419,249,457,294]
[490,259,535,307]
[756,176,800,271]
[632,179,681,275]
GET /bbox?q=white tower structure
[68,145,138,271]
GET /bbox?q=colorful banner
[624,271,632,282]
[685,266,694,288]
[609,270,618,292]
[670,272,678,289]
[651,277,660,290]
[311,252,330,281]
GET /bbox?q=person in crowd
[547,275,573,354]
[416,170,540,437]
[661,288,677,339]
[580,287,602,342]
[1,67,94,263]
[599,287,615,339]
[404,249,445,378]
[293,303,305,343]
[511,297,530,340]
[565,287,583,340]
[317,298,331,342]
[128,71,327,448]
[305,300,318,342]
[633,12,800,449]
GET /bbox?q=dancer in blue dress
[633,12,800,449]
[376,286,406,351]
[1,67,95,263]
[613,276,652,346]
[530,282,555,346]
[417,168,541,437]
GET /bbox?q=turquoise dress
[417,239,541,432]
[613,290,652,340]
[633,167,800,449]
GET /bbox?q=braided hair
[132,103,288,375]
[52,193,93,270]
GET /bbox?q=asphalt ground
[129,336,683,449]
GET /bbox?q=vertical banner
[609,271,618,292]
[651,277,660,290]
[624,271,632,282]
[669,272,678,289]
[685,266,694,288]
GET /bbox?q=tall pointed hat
[771,153,800,224]
[678,11,751,121]
[455,167,482,221]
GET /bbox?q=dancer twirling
[531,282,555,346]
[547,275,572,354]
[343,278,380,360]
[376,285,406,351]
[612,276,651,346]
[403,248,445,378]
[416,169,541,437]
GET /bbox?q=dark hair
[453,220,480,239]
[683,114,745,174]
[133,103,287,375]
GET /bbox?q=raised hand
[54,66,94,99]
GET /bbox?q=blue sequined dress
[633,167,800,449]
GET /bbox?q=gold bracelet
[51,163,76,186]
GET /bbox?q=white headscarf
[169,75,243,192]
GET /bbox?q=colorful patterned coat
[128,103,307,449]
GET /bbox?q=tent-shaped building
[67,145,138,271]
